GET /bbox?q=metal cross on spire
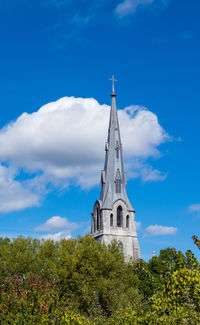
[109,75,118,95]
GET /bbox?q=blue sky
[0,0,200,260]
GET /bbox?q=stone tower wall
[92,199,140,260]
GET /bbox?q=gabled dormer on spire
[91,77,140,260]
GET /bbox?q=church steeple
[91,78,140,261]
[99,76,134,212]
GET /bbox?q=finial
[109,75,118,95]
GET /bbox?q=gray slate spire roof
[99,78,134,212]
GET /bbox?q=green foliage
[0,273,59,324]
[62,310,94,324]
[0,234,200,324]
[193,235,200,250]
[0,235,141,323]
[148,267,200,324]
[103,267,200,324]
[148,247,187,276]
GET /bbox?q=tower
[91,77,140,260]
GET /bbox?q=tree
[148,247,186,276]
[148,267,200,324]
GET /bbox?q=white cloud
[140,166,167,182]
[0,96,170,212]
[188,204,200,213]
[135,221,141,230]
[35,216,80,232]
[115,0,154,18]
[42,0,169,37]
[41,231,71,241]
[0,164,39,213]
[115,0,169,18]
[122,105,169,158]
[35,216,81,241]
[145,224,178,236]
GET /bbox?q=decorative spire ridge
[109,75,118,96]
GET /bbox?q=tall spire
[99,77,134,212]
[91,79,140,261]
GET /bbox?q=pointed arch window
[126,215,129,228]
[115,169,121,193]
[115,141,120,159]
[92,212,96,232]
[97,207,100,231]
[116,179,121,193]
[100,212,103,230]
[110,213,113,227]
[117,206,123,227]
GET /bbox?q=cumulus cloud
[126,159,167,182]
[42,0,106,29]
[0,96,170,212]
[188,204,200,213]
[145,224,178,236]
[115,0,169,18]
[35,216,81,241]
[140,166,167,182]
[122,105,169,158]
[135,221,141,230]
[115,0,154,17]
[35,216,79,232]
[42,0,170,40]
[41,231,71,241]
[0,164,39,213]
